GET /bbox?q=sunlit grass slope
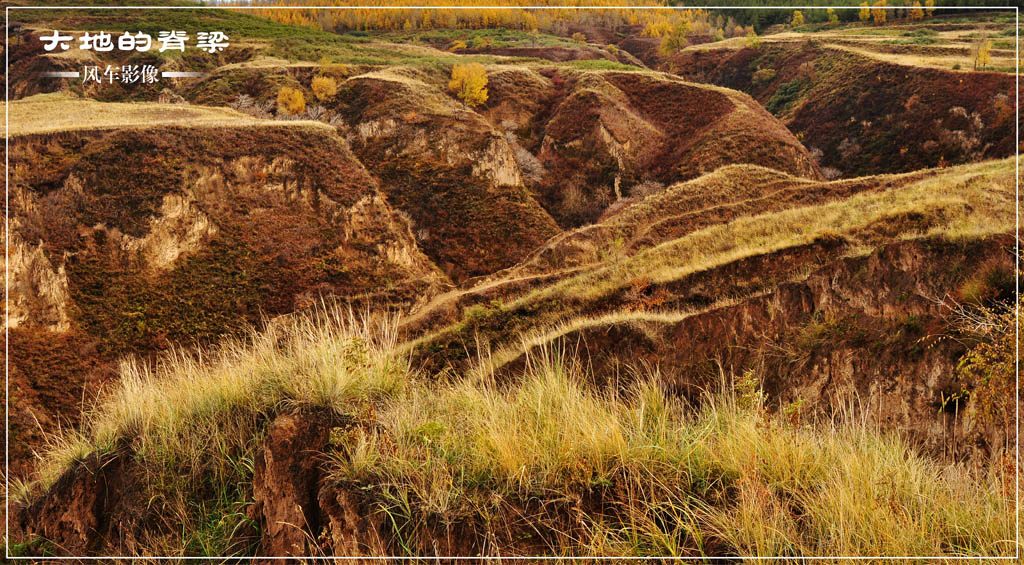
[17,307,1016,558]
[407,157,1016,360]
[2,92,331,136]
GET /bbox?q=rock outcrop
[4,228,72,332]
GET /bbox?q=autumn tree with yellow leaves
[871,0,887,24]
[449,63,488,107]
[243,0,715,41]
[909,2,924,20]
[859,2,871,22]
[642,17,673,38]
[277,87,306,115]
[311,75,338,102]
[971,38,992,70]
[658,20,690,55]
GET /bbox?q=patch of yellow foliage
[448,63,488,107]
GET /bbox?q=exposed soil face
[5,124,447,475]
[14,448,158,556]
[9,409,593,558]
[339,72,561,283]
[9,124,445,312]
[490,69,822,228]
[250,411,334,557]
[664,44,1021,177]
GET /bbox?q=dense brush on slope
[9,307,1015,558]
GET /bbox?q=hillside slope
[3,33,832,477]
[660,43,1020,177]
[4,95,447,474]
[404,158,1016,457]
[11,164,1017,555]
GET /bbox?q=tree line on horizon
[686,0,1007,30]
[224,0,1011,35]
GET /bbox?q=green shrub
[766,78,810,115]
[753,67,777,84]
[566,59,644,71]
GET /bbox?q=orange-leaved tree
[910,1,924,20]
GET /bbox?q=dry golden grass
[824,41,1017,72]
[522,158,1013,306]
[408,158,1015,358]
[18,306,405,502]
[16,306,1017,558]
[2,92,333,136]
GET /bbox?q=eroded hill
[403,158,1016,456]
[5,95,447,474]
[2,22,836,478]
[654,41,1021,177]
[2,6,1020,560]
